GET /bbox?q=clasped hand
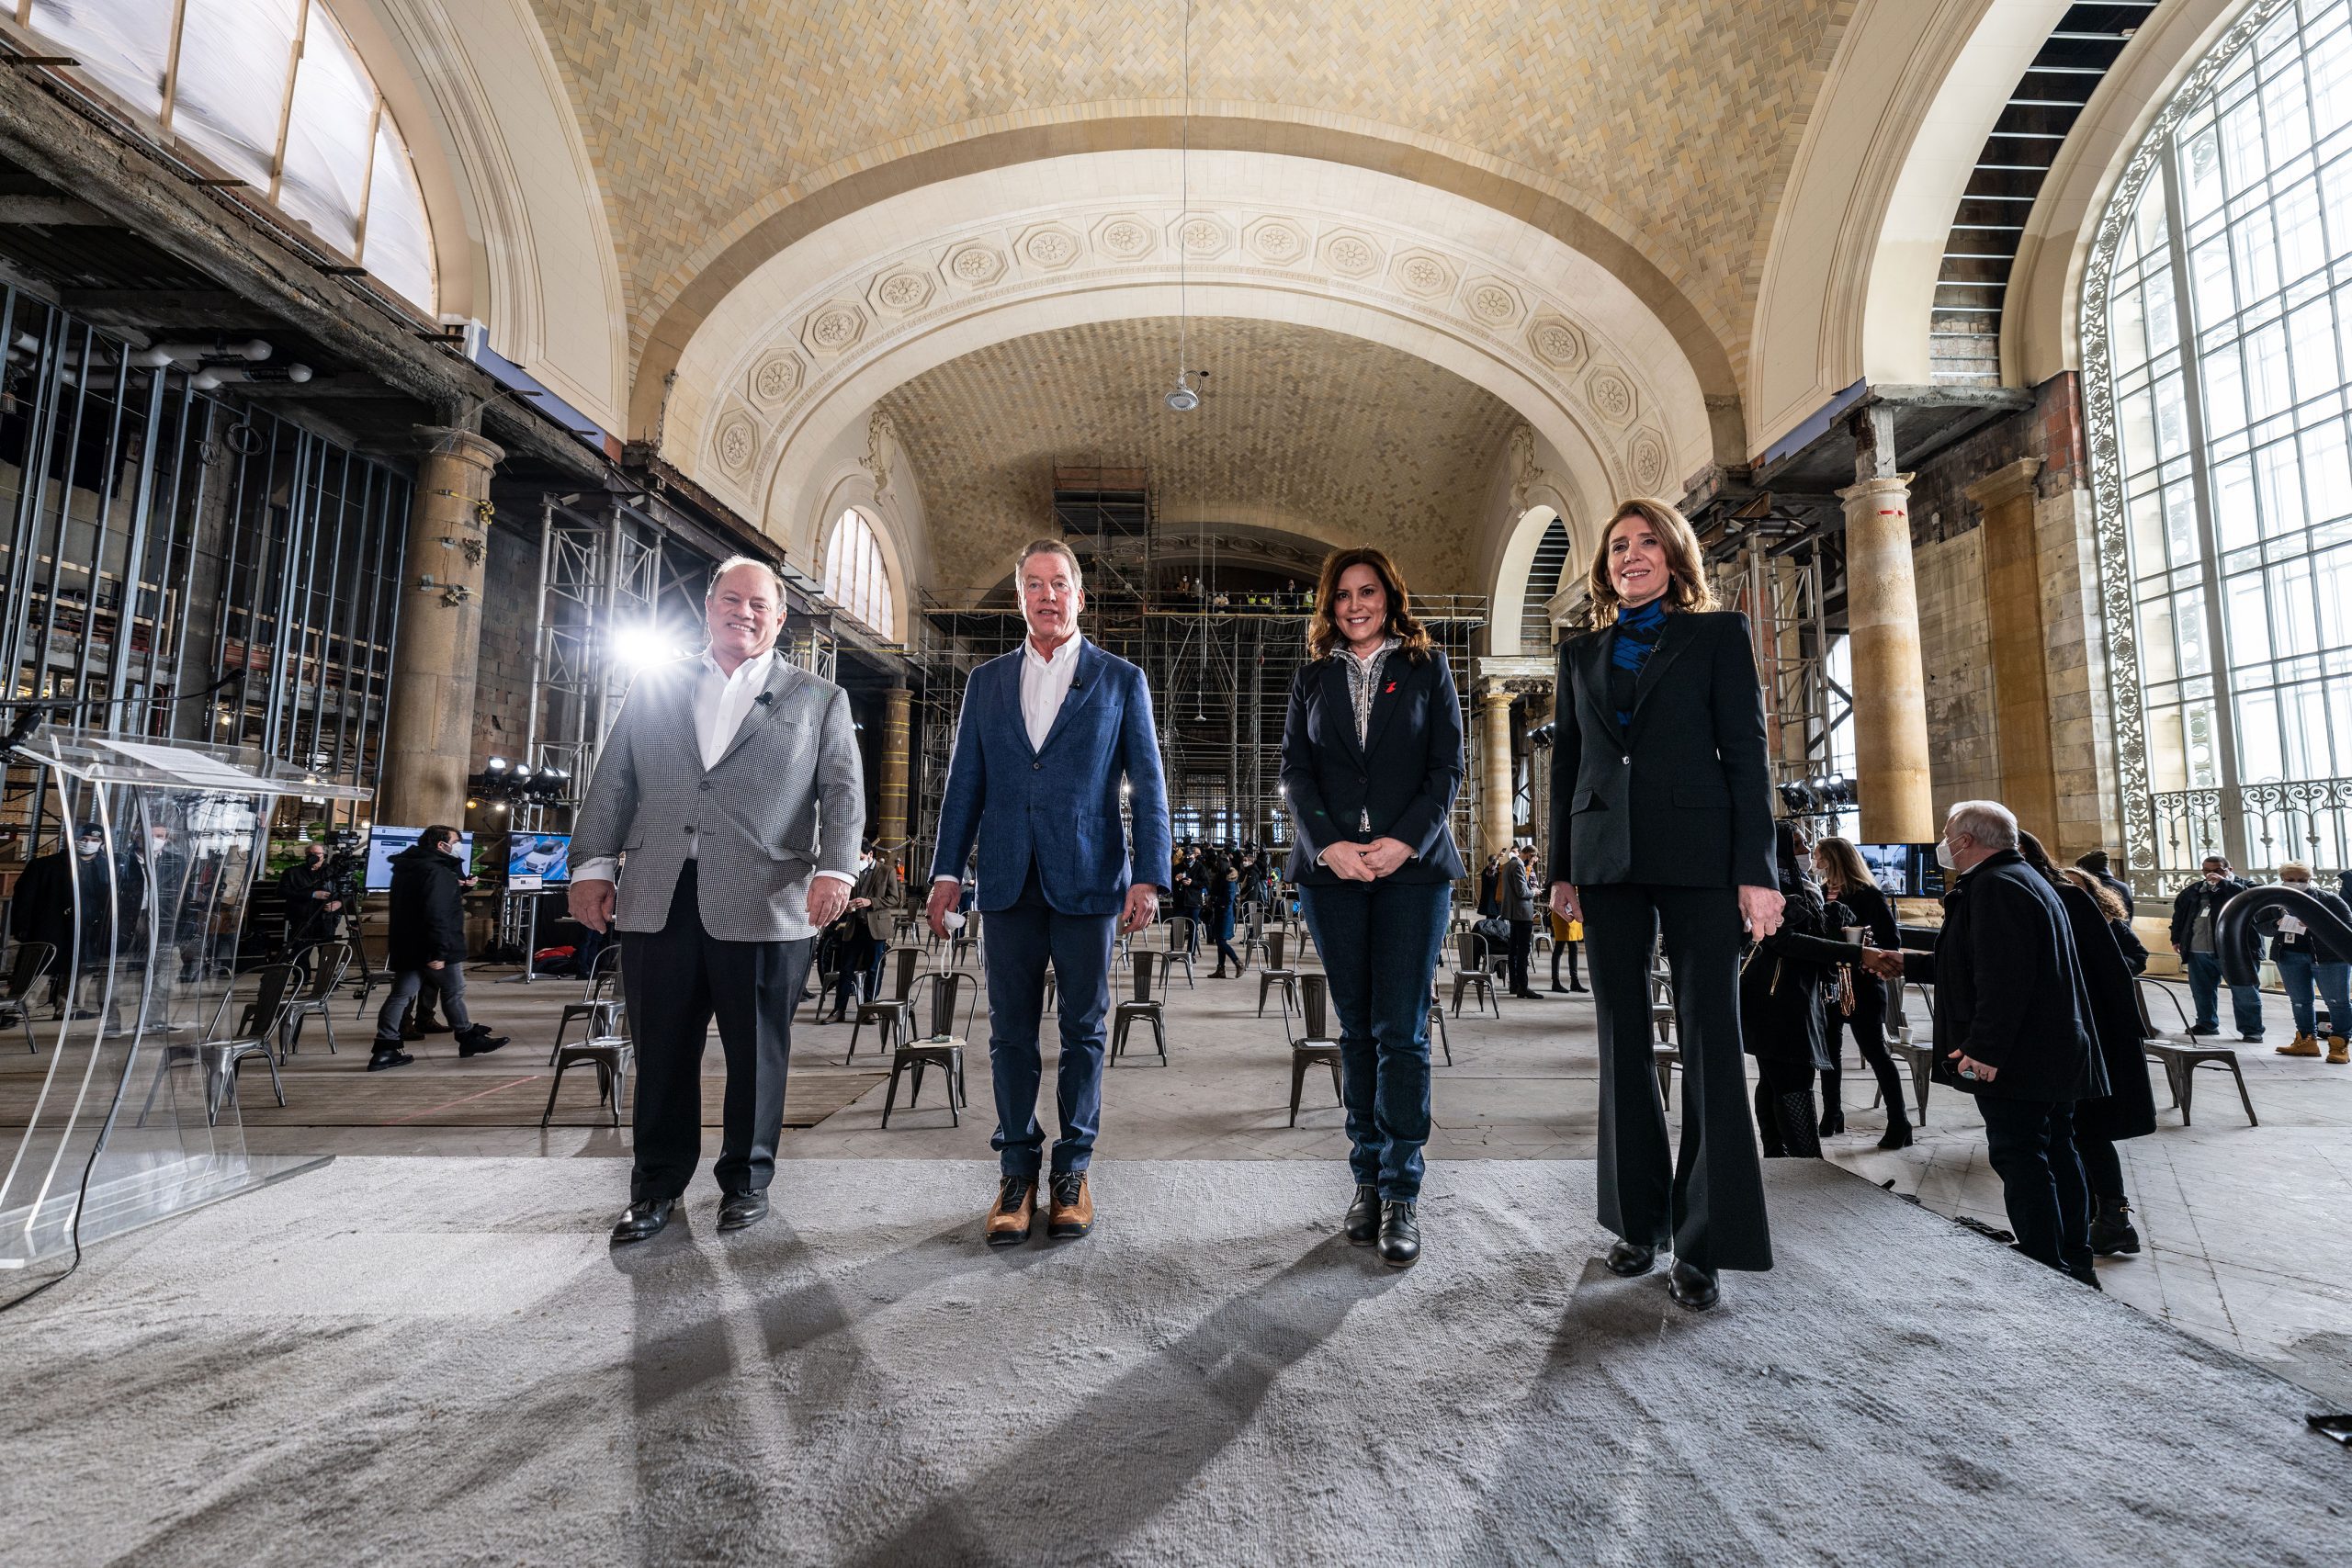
[1324,837,1410,882]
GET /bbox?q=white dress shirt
[575,648,852,888]
[934,632,1084,888]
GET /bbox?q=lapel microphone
[754,691,775,707]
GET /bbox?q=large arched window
[2086,0,2352,879]
[824,510,899,639]
[28,0,436,313]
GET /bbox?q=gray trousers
[373,963,473,1042]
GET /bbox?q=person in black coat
[278,840,352,973]
[2074,850,2135,920]
[1869,802,2104,1284]
[8,823,142,1019]
[1743,822,1866,1159]
[1547,499,1785,1312]
[368,827,503,1068]
[2022,834,2158,1259]
[1812,835,1912,1148]
[2168,857,2261,1040]
[1282,546,1466,1269]
[2064,868,2149,975]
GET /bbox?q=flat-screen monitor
[505,831,572,889]
[1855,842,1945,900]
[365,826,477,892]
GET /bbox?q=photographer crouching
[368,825,507,1071]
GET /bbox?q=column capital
[413,425,506,473]
[1962,457,2044,511]
[1835,472,1914,505]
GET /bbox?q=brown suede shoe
[985,1174,1036,1247]
[1047,1171,1094,1240]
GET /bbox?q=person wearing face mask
[1547,498,1785,1313]
[9,822,139,1019]
[1864,802,2105,1286]
[2256,862,2352,1064]
[2167,855,2260,1043]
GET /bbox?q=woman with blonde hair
[1547,498,1783,1311]
[1281,546,1464,1268]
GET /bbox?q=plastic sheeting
[364,118,435,313]
[29,0,175,118]
[274,2,373,255]
[172,0,302,192]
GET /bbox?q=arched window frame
[2081,0,2352,885]
[23,0,436,314]
[824,508,900,641]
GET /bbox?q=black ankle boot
[1878,1116,1915,1151]
[1343,1184,1380,1245]
[2087,1196,2141,1257]
[1376,1201,1420,1268]
[457,1025,509,1058]
[1818,1103,1846,1137]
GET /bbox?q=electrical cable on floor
[0,1128,100,1313]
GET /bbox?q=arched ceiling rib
[518,0,1855,433]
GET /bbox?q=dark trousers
[1978,1096,2094,1280]
[826,931,882,1019]
[2075,1128,2126,1203]
[620,862,812,1203]
[982,863,1114,1178]
[1300,878,1450,1201]
[373,962,473,1041]
[1551,938,1583,989]
[1582,882,1771,1271]
[1507,918,1534,994]
[1822,974,1907,1125]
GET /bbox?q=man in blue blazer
[927,540,1171,1247]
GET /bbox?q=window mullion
[157,0,188,133]
[2157,130,2250,867]
[266,0,311,205]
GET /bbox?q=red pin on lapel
[1384,682,1396,694]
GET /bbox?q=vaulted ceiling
[878,317,1521,593]
[523,0,1851,369]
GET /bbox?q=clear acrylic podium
[0,728,369,1271]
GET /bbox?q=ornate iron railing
[2146,779,2352,886]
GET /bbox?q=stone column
[877,685,911,852]
[1838,471,1937,844]
[377,427,503,829]
[1966,457,2060,843]
[1477,679,1516,860]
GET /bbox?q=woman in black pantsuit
[1812,836,1914,1148]
[1547,498,1785,1312]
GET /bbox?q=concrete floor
[18,938,2349,1409]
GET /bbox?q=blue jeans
[1299,878,1450,1201]
[2275,950,2352,1038]
[981,863,1114,1178]
[2185,950,2263,1038]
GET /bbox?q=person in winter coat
[1868,801,2105,1285]
[1811,836,1911,1147]
[2064,868,2148,975]
[2257,860,2352,1064]
[2021,833,2157,1259]
[1742,820,1867,1159]
[369,826,505,1069]
[2169,856,2260,1042]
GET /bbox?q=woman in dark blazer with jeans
[1547,498,1785,1312]
[1281,546,1465,1269]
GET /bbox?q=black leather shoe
[1508,990,1549,1000]
[456,1027,509,1057]
[718,1191,768,1232]
[1376,1201,1420,1268]
[1668,1259,1719,1311]
[611,1199,674,1244]
[416,1020,455,1035]
[1605,1240,1656,1277]
[366,1046,413,1072]
[1343,1184,1380,1245]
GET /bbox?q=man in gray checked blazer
[570,557,865,1243]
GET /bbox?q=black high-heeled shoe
[1818,1104,1846,1137]
[1877,1119,1914,1150]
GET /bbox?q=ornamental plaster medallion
[868,268,933,315]
[1464,278,1523,326]
[1243,216,1309,265]
[1390,249,1457,299]
[748,351,803,408]
[1092,215,1154,259]
[800,300,867,357]
[1018,223,1082,271]
[1173,214,1232,257]
[1526,313,1588,372]
[1318,229,1382,278]
[1585,365,1637,426]
[941,243,1006,288]
[1628,427,1669,492]
[716,411,758,477]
